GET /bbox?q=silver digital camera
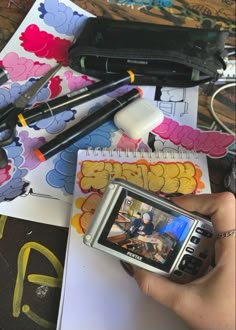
[83,179,215,283]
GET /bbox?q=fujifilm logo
[127,251,143,261]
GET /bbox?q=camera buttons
[186,247,194,253]
[173,270,183,276]
[196,227,213,238]
[190,236,200,244]
[179,255,203,275]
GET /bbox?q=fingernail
[120,260,134,277]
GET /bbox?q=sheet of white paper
[58,228,189,330]
[0,194,71,227]
[57,148,211,329]
[156,86,199,126]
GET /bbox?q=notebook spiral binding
[86,147,199,160]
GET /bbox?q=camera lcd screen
[98,190,194,272]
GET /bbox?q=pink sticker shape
[117,134,141,151]
[19,24,71,66]
[48,75,63,99]
[19,131,46,170]
[64,71,96,92]
[152,117,235,158]
[0,164,12,186]
[0,52,51,82]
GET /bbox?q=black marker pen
[80,56,192,77]
[18,70,135,126]
[34,87,143,162]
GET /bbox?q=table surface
[0,1,235,329]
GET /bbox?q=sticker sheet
[0,0,233,226]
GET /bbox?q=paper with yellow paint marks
[57,148,211,330]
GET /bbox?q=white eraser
[114,98,164,140]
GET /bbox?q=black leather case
[69,17,228,87]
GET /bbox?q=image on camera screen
[99,192,194,271]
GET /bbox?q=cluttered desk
[0,1,235,329]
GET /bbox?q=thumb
[133,267,183,311]
[171,192,235,253]
[171,192,235,235]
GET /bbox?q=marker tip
[34,149,45,162]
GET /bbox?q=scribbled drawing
[157,101,188,118]
[152,117,235,157]
[20,187,60,200]
[79,160,204,194]
[147,132,181,153]
[154,87,188,119]
[38,0,87,36]
[0,52,51,82]
[19,24,71,66]
[160,87,186,102]
[12,241,63,328]
[71,157,205,234]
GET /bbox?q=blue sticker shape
[0,141,29,202]
[38,0,87,36]
[46,120,118,195]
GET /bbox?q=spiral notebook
[57,148,211,330]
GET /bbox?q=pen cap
[0,66,9,86]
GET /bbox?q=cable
[210,82,236,135]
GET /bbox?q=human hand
[132,192,236,330]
